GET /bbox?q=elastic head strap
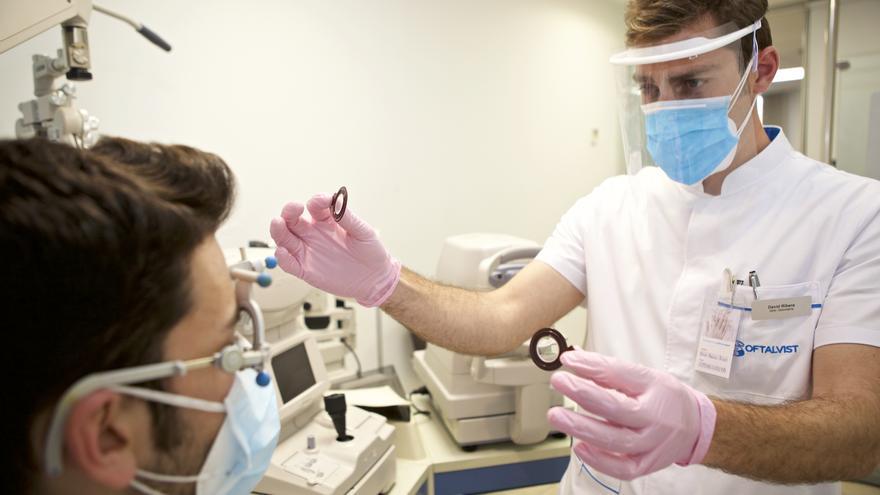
[752,28,760,72]
[727,28,761,137]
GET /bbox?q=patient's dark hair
[91,136,236,229]
[1,138,235,493]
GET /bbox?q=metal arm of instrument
[5,1,171,147]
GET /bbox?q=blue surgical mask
[123,368,280,495]
[641,59,757,186]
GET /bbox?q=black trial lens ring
[330,186,348,222]
[529,327,573,371]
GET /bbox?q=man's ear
[64,390,141,489]
[753,45,780,95]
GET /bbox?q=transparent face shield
[610,21,763,185]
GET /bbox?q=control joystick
[323,393,354,442]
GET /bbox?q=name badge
[751,296,812,321]
[695,296,742,379]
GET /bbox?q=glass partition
[761,4,809,152]
[831,0,880,178]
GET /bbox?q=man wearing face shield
[271,0,880,493]
[3,137,280,495]
[614,13,767,190]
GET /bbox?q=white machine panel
[254,328,396,495]
[261,407,395,495]
[225,247,360,385]
[414,233,567,447]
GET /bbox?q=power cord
[408,386,431,417]
[340,338,362,378]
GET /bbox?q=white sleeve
[535,196,591,297]
[814,205,880,349]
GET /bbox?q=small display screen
[271,343,317,404]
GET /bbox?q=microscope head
[62,23,93,81]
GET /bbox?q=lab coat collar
[675,126,792,198]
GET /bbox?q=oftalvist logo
[734,340,799,358]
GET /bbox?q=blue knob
[256,273,272,288]
[256,371,272,387]
[265,256,277,269]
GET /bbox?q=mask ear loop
[727,28,761,137]
[131,478,168,495]
[135,469,210,484]
[124,379,241,488]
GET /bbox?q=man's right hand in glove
[269,193,401,308]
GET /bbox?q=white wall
[763,86,804,150]
[0,0,624,384]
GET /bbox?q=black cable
[340,338,362,378]
[408,386,431,417]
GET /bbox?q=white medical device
[225,247,312,339]
[2,0,170,147]
[303,291,360,385]
[253,329,397,495]
[412,234,567,447]
[226,247,361,386]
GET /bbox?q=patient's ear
[64,390,141,489]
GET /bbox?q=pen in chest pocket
[748,270,761,299]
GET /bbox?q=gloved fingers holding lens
[330,186,348,222]
[529,327,574,371]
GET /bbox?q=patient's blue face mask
[641,57,758,186]
[127,369,280,495]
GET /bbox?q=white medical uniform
[536,127,880,495]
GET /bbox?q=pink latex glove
[269,193,401,307]
[547,349,716,481]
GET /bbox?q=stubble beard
[136,404,218,495]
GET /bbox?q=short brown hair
[1,138,234,493]
[625,0,773,64]
[91,136,236,230]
